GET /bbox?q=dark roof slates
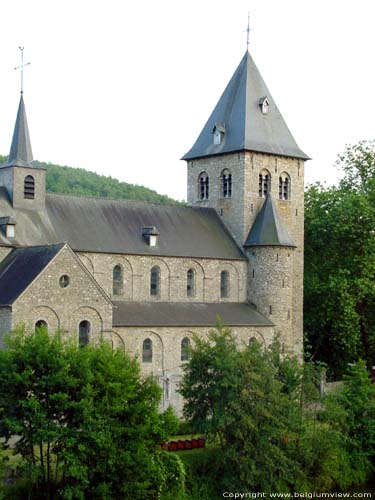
[245,195,295,247]
[182,51,309,161]
[0,243,64,305]
[113,301,273,327]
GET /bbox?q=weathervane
[246,12,251,50]
[14,46,30,95]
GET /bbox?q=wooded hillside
[0,155,181,205]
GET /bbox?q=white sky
[0,0,374,201]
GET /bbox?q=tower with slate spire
[182,50,309,356]
[0,94,46,210]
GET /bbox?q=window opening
[113,265,124,296]
[24,175,35,199]
[142,338,152,363]
[35,320,48,332]
[78,320,90,347]
[187,269,195,297]
[150,266,160,296]
[220,270,229,298]
[198,173,209,200]
[181,337,191,361]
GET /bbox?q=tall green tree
[179,325,303,494]
[0,327,184,500]
[305,140,375,375]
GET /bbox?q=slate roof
[0,95,36,169]
[112,301,273,327]
[245,195,295,247]
[0,243,64,306]
[182,51,309,161]
[0,189,246,260]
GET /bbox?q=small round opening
[59,275,70,288]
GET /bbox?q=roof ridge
[46,191,184,207]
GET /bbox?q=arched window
[258,170,270,197]
[220,270,229,298]
[150,266,161,296]
[181,337,191,361]
[221,169,232,198]
[78,320,90,348]
[279,173,291,200]
[24,175,35,199]
[249,337,258,346]
[113,265,124,296]
[142,338,152,363]
[187,269,195,298]
[198,172,209,200]
[35,320,48,332]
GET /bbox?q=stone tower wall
[0,166,46,210]
[187,151,305,358]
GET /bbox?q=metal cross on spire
[246,12,251,50]
[14,46,30,95]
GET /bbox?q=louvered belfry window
[24,175,35,199]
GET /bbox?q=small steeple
[244,195,295,247]
[1,95,34,169]
[182,51,309,161]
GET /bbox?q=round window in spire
[59,275,70,288]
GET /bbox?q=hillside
[0,155,181,205]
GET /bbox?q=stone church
[0,50,308,414]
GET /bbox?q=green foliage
[180,325,375,493]
[179,324,303,494]
[304,140,375,376]
[0,154,181,204]
[321,360,375,486]
[0,327,183,499]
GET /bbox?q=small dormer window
[0,217,16,239]
[259,96,270,115]
[212,123,225,145]
[142,226,159,247]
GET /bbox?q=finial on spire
[14,46,30,95]
[246,12,250,51]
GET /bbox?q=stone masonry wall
[246,246,297,355]
[77,252,248,303]
[0,246,11,264]
[113,324,274,415]
[12,245,113,344]
[187,152,305,358]
[0,307,12,347]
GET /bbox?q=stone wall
[186,151,305,358]
[12,245,113,344]
[0,307,12,347]
[0,166,46,210]
[0,246,11,264]
[77,252,248,303]
[113,324,274,415]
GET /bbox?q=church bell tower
[182,49,309,357]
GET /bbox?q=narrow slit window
[150,266,160,296]
[113,265,124,296]
[181,337,190,361]
[142,338,152,363]
[220,270,229,298]
[78,320,90,347]
[187,268,195,298]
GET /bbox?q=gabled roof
[244,195,295,247]
[113,301,273,327]
[1,94,36,169]
[182,51,309,161]
[0,189,246,260]
[0,243,64,306]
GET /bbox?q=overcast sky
[0,0,374,201]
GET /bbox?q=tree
[305,140,375,376]
[179,324,303,494]
[0,327,184,500]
